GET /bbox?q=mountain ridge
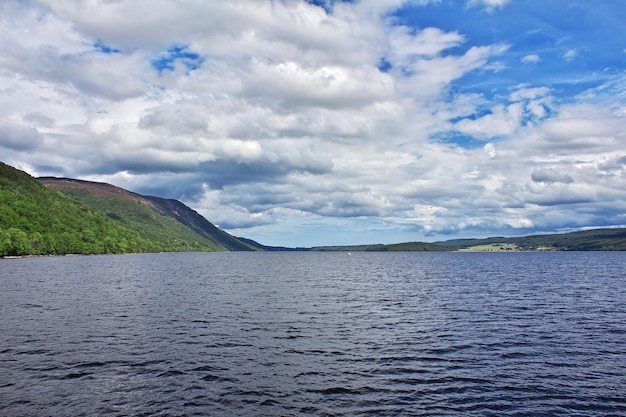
[0,161,266,256]
[39,177,256,251]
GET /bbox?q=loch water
[1,251,625,416]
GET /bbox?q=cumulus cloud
[449,85,553,140]
[531,168,574,184]
[453,103,523,139]
[598,155,626,172]
[245,60,394,108]
[0,123,44,151]
[535,105,621,154]
[138,107,209,136]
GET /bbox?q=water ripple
[1,251,625,416]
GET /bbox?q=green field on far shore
[459,243,518,252]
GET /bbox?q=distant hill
[436,228,626,251]
[312,229,626,252]
[311,241,451,252]
[0,161,261,256]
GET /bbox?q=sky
[1,0,626,247]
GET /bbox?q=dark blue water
[1,251,625,416]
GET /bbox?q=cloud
[598,155,626,172]
[449,85,552,140]
[466,0,510,13]
[0,122,43,151]
[525,182,595,207]
[531,168,574,184]
[388,26,465,65]
[561,49,578,61]
[245,60,394,109]
[521,54,541,64]
[536,105,621,154]
[138,107,209,136]
[452,103,523,139]
[0,4,152,101]
[397,43,509,99]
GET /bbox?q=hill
[436,228,626,251]
[311,241,450,252]
[0,161,259,256]
[39,177,256,251]
[312,228,626,252]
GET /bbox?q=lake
[1,251,625,416]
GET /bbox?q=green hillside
[437,228,626,251]
[0,162,256,256]
[1,162,153,255]
[41,179,256,251]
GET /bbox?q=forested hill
[0,161,259,256]
[39,177,256,252]
[436,228,626,251]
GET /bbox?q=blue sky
[399,1,626,95]
[1,0,626,247]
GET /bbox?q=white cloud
[245,60,394,108]
[388,26,464,64]
[562,49,578,61]
[508,86,550,102]
[521,54,541,64]
[453,103,524,139]
[466,0,510,13]
[450,85,553,140]
[398,43,509,98]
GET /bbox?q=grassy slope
[0,162,256,256]
[0,162,159,255]
[56,188,229,252]
[141,195,257,251]
[38,177,260,252]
